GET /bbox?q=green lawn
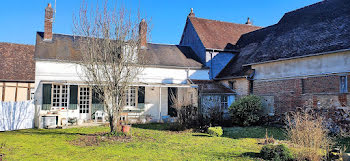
[3,123,349,161]
[0,124,284,161]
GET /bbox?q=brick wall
[254,79,303,114]
[303,75,339,94]
[253,74,349,115]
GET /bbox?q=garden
[0,95,349,160]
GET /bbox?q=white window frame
[125,86,138,107]
[340,76,348,93]
[220,95,228,110]
[79,86,91,114]
[51,84,69,109]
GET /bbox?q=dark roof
[192,80,234,94]
[188,17,261,49]
[140,43,203,67]
[217,0,350,78]
[0,42,35,81]
[35,32,204,68]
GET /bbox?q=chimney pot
[44,3,53,41]
[245,17,252,25]
[188,8,195,17]
[139,19,147,48]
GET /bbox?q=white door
[79,87,91,121]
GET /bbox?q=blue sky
[0,0,321,45]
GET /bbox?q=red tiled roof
[189,17,262,49]
[0,42,35,81]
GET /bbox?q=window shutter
[69,85,78,110]
[138,86,145,103]
[42,84,52,110]
[137,86,145,109]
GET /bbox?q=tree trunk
[109,115,115,132]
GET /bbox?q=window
[79,87,90,114]
[228,81,235,90]
[52,84,68,108]
[220,95,228,110]
[340,76,348,93]
[30,88,35,100]
[249,80,254,94]
[126,87,136,107]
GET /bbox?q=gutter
[243,48,350,67]
[213,75,246,80]
[205,48,239,53]
[0,79,35,83]
[34,58,209,70]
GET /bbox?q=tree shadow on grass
[240,152,261,159]
[208,151,262,160]
[13,130,95,136]
[132,123,170,131]
[192,134,212,137]
[8,128,107,137]
[222,126,286,140]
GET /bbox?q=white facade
[34,60,210,128]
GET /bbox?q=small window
[220,95,228,110]
[52,84,68,108]
[249,80,254,94]
[30,88,35,100]
[228,81,235,90]
[340,76,348,93]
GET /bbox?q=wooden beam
[15,82,18,102]
[27,83,31,100]
[2,82,5,101]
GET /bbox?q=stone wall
[220,78,250,96]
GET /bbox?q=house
[33,0,350,128]
[180,9,261,79]
[217,0,350,115]
[33,4,234,128]
[0,42,35,102]
[179,9,261,95]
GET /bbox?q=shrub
[177,105,201,129]
[286,109,334,161]
[260,144,293,161]
[229,95,263,126]
[207,126,223,137]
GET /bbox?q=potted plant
[121,119,131,133]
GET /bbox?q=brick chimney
[188,8,195,17]
[139,19,147,48]
[44,3,53,41]
[245,17,252,25]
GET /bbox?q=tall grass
[286,110,334,161]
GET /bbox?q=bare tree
[73,0,148,133]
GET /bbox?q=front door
[79,87,91,121]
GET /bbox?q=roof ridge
[190,16,262,28]
[0,42,34,46]
[38,32,185,47]
[283,0,325,16]
[147,42,179,46]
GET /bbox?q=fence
[0,101,35,131]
